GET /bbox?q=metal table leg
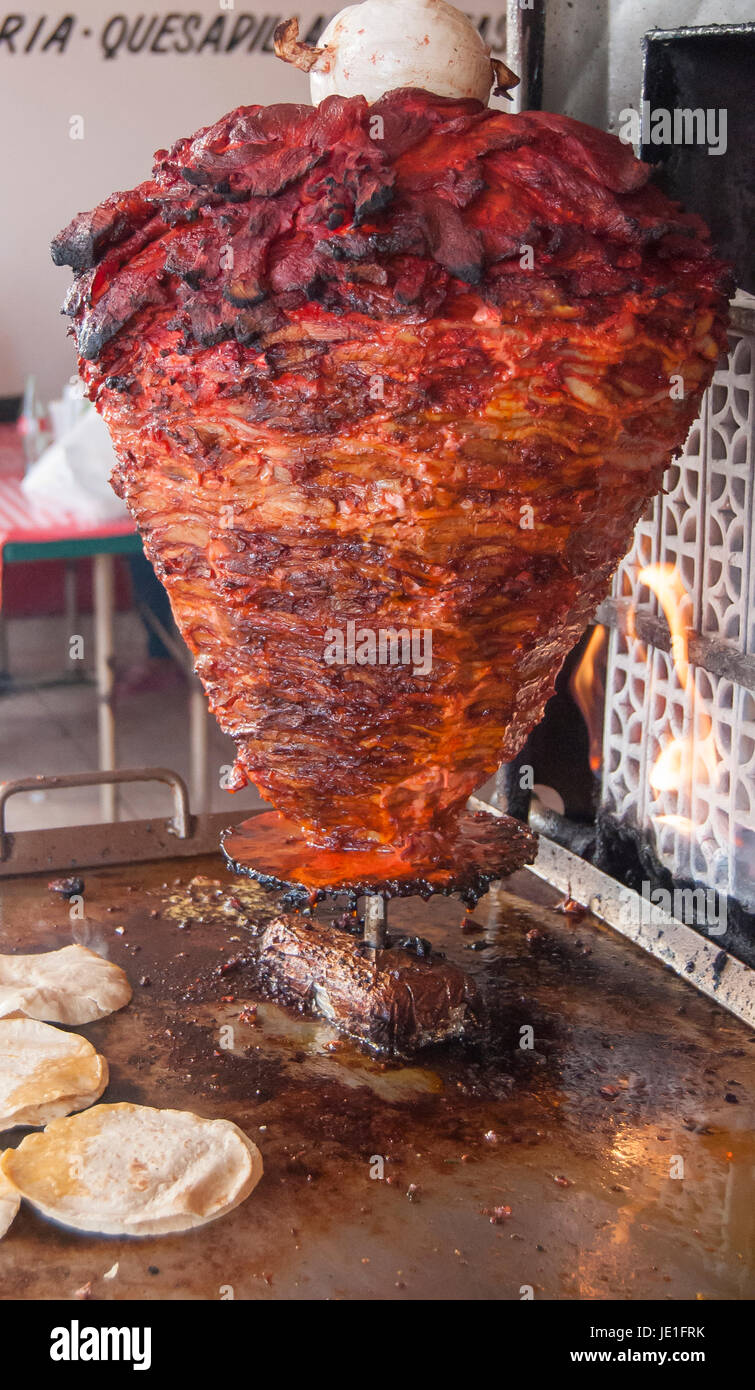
[64,560,84,683]
[92,553,117,822]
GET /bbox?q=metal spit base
[220,804,539,950]
[1,846,753,1301]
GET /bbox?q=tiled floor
[0,611,264,832]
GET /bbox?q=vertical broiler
[49,0,730,1043]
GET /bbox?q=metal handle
[0,767,191,862]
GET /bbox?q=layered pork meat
[53,90,730,863]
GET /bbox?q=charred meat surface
[53,91,731,862]
[257,914,479,1050]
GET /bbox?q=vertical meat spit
[362,893,388,950]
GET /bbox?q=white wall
[0,3,332,402]
[542,0,753,132]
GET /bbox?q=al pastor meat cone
[53,90,730,863]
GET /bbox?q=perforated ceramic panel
[601,322,755,909]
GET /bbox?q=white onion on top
[274,0,518,107]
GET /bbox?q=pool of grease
[0,854,753,1301]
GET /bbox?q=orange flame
[570,624,608,772]
[638,563,717,813]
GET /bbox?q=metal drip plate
[221,807,538,910]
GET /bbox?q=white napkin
[21,406,128,524]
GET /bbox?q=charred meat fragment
[257,915,480,1051]
[48,876,85,899]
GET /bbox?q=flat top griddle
[1,850,753,1301]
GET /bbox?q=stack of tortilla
[0,943,263,1238]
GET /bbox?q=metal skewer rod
[363,892,388,950]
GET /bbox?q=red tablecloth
[0,421,25,479]
[0,476,135,547]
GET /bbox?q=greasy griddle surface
[0,855,753,1301]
